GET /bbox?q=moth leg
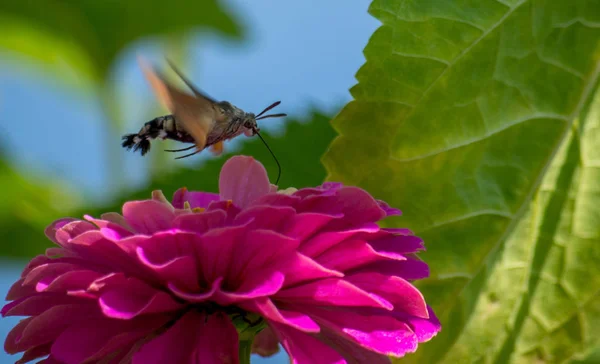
[174,148,203,160]
[164,145,196,153]
[209,141,224,156]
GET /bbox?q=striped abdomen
[121,115,194,155]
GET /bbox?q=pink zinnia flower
[2,156,440,363]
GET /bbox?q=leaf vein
[391,113,569,163]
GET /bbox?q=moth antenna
[256,101,281,118]
[174,148,203,160]
[256,113,287,121]
[254,128,281,185]
[165,145,196,153]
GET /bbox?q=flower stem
[238,339,253,364]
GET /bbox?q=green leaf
[86,109,336,215]
[0,152,78,258]
[322,1,600,362]
[0,0,243,85]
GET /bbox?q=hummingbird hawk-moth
[122,57,286,182]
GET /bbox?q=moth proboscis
[122,56,286,184]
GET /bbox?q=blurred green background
[1,0,600,363]
[0,1,377,362]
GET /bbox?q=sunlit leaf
[0,0,243,85]
[322,0,600,362]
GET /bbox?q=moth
[122,57,286,183]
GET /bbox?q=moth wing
[166,58,218,103]
[209,141,224,156]
[138,56,223,151]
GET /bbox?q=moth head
[243,114,259,136]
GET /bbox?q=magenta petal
[214,272,284,306]
[240,298,319,333]
[282,212,342,240]
[281,253,343,287]
[392,306,441,342]
[251,193,301,208]
[17,343,52,364]
[135,231,200,291]
[270,322,345,364]
[12,304,99,353]
[172,188,220,209]
[275,279,390,310]
[6,278,35,301]
[369,234,425,255]
[168,277,221,302]
[197,225,248,283]
[51,316,168,364]
[172,210,227,234]
[54,221,97,245]
[219,156,271,208]
[297,187,385,228]
[44,218,78,244]
[345,272,428,318]
[252,326,280,357]
[84,215,134,240]
[122,200,175,234]
[304,307,418,357]
[355,257,430,280]
[233,205,296,231]
[316,325,392,364]
[43,270,103,293]
[300,223,380,258]
[99,278,183,319]
[315,239,401,272]
[376,200,402,216]
[134,311,239,364]
[227,230,300,284]
[3,294,89,317]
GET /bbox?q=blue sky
[0,1,379,362]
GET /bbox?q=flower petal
[9,304,100,354]
[135,231,200,291]
[300,223,380,257]
[281,253,343,287]
[84,215,134,240]
[316,325,392,364]
[51,316,168,364]
[44,218,78,244]
[376,200,402,216]
[16,343,52,364]
[98,276,183,319]
[252,326,280,357]
[54,221,97,246]
[219,156,271,208]
[270,322,345,364]
[297,187,385,228]
[172,209,227,234]
[240,298,319,333]
[344,272,428,318]
[133,311,239,364]
[304,307,419,358]
[275,278,390,310]
[354,257,430,280]
[315,239,402,272]
[391,305,441,342]
[233,205,296,231]
[369,234,425,255]
[172,187,220,209]
[122,200,175,234]
[282,212,342,240]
